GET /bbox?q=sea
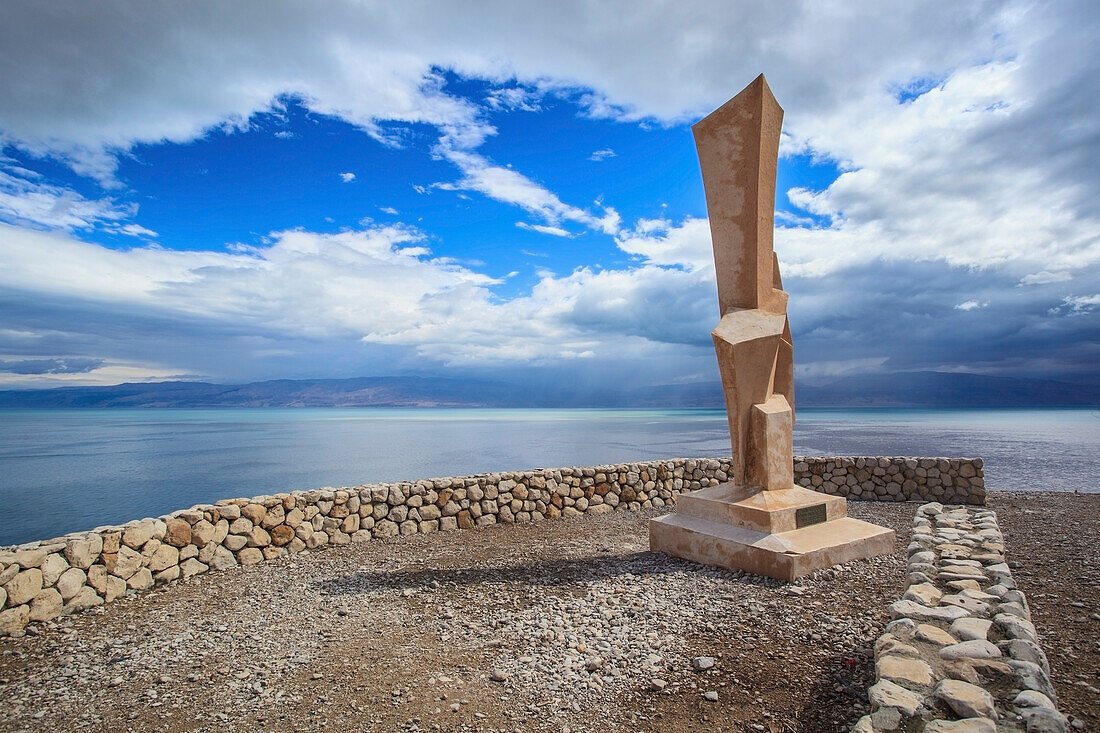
[0,407,1096,547]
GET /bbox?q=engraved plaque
[795,503,828,528]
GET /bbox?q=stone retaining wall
[0,455,984,636]
[796,457,985,505]
[856,502,1066,732]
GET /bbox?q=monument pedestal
[649,484,896,582]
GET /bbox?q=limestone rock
[146,544,179,572]
[923,720,996,732]
[868,678,923,717]
[63,586,103,613]
[209,546,237,571]
[877,655,933,688]
[237,548,263,565]
[890,599,969,622]
[126,568,154,591]
[246,526,271,548]
[154,565,180,583]
[40,553,70,586]
[4,568,43,606]
[105,575,127,602]
[190,519,215,547]
[903,582,943,607]
[29,588,63,621]
[0,604,29,634]
[55,567,87,601]
[179,558,208,578]
[105,545,143,579]
[14,548,49,569]
[940,639,1001,661]
[86,564,108,594]
[163,519,192,548]
[64,534,103,569]
[951,617,993,641]
[223,534,248,552]
[935,679,998,719]
[121,520,156,550]
[241,503,266,524]
[916,624,957,646]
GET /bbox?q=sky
[0,0,1097,393]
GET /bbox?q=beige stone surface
[648,75,894,580]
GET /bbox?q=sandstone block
[105,545,143,579]
[127,568,154,591]
[262,546,283,560]
[122,520,156,550]
[55,567,87,601]
[0,604,30,634]
[64,534,103,570]
[287,537,306,553]
[63,586,104,613]
[241,503,267,524]
[934,679,997,719]
[209,546,237,571]
[285,507,305,528]
[237,548,263,565]
[40,553,70,586]
[223,534,248,552]
[5,568,43,606]
[105,575,127,602]
[179,558,208,579]
[247,526,271,548]
[146,544,180,572]
[228,517,253,535]
[29,588,64,621]
[163,519,192,548]
[154,565,180,583]
[87,564,108,594]
[179,544,199,561]
[270,525,294,546]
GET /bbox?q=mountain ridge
[0,372,1096,408]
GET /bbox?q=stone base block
[649,511,896,582]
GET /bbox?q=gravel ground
[0,493,1095,733]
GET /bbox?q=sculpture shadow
[313,550,783,597]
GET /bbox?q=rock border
[855,502,1067,732]
[0,456,984,637]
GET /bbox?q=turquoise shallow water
[0,407,1096,545]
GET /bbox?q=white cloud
[1019,270,1072,285]
[589,148,615,162]
[516,221,572,238]
[0,169,135,231]
[339,172,356,183]
[119,223,158,238]
[379,206,399,215]
[615,217,712,270]
[1052,294,1100,315]
[954,300,986,311]
[434,148,621,235]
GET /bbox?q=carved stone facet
[649,75,895,581]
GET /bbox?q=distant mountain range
[0,372,1097,408]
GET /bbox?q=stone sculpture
[649,75,895,581]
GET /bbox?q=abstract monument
[649,75,895,581]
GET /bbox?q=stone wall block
[5,568,43,607]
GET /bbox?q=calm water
[0,407,1096,546]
